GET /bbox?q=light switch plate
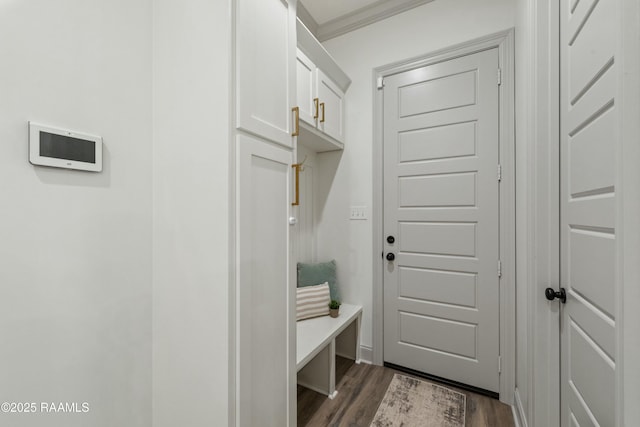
[350,206,368,220]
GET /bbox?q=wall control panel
[29,122,103,172]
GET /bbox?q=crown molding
[314,0,435,42]
[297,2,319,37]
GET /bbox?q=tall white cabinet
[233,4,350,426]
[234,0,297,425]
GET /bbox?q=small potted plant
[328,300,341,318]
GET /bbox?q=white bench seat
[296,303,362,399]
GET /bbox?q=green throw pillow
[297,260,339,301]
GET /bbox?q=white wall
[151,0,230,426]
[320,0,516,358]
[0,1,232,426]
[0,1,153,426]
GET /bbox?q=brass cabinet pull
[313,98,319,119]
[292,163,301,206]
[320,102,325,123]
[292,106,300,136]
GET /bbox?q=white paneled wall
[296,144,319,264]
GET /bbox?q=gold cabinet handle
[292,106,299,136]
[313,98,319,119]
[292,163,301,206]
[320,102,325,123]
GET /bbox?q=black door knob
[386,253,395,261]
[545,287,567,304]
[387,235,395,244]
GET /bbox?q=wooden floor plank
[298,357,515,427]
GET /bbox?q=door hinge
[497,164,502,182]
[497,260,502,277]
[497,68,502,86]
[377,76,384,90]
[498,356,502,373]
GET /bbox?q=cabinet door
[296,49,317,126]
[317,69,345,143]
[236,0,296,148]
[237,134,295,426]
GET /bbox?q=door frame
[516,1,561,425]
[371,29,516,404]
[619,0,640,423]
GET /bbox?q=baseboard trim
[384,362,499,399]
[359,345,373,364]
[513,388,528,427]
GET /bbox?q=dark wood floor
[298,357,515,427]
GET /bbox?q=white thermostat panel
[29,122,103,172]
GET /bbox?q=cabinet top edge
[297,18,352,92]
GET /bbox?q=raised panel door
[383,48,501,393]
[296,49,317,127]
[317,69,344,143]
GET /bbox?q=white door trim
[518,1,561,426]
[618,0,640,423]
[372,29,516,404]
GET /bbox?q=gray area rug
[371,374,466,427]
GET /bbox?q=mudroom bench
[296,303,363,399]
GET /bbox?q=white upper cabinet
[317,69,344,143]
[296,50,317,126]
[295,51,345,146]
[236,0,297,148]
[295,19,351,152]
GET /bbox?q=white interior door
[383,48,501,393]
[559,0,618,424]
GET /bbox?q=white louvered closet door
[559,0,619,425]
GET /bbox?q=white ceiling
[299,0,382,25]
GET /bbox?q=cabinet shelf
[299,121,344,153]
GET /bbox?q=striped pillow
[296,282,330,321]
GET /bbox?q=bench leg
[328,339,337,399]
[297,340,337,399]
[335,314,362,364]
[355,312,361,364]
